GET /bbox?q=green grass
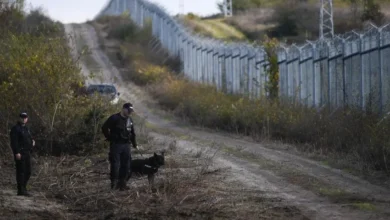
[352,202,377,211]
[182,17,246,41]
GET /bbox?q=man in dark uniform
[10,112,35,196]
[102,103,138,191]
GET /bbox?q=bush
[129,61,172,85]
[361,0,384,24]
[0,3,116,157]
[108,22,137,40]
[185,13,200,20]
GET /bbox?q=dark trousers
[109,143,131,183]
[15,152,31,192]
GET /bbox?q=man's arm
[130,117,137,148]
[102,115,114,140]
[27,127,35,147]
[10,127,20,155]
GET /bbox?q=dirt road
[63,22,390,220]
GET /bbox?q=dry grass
[179,15,246,41]
[0,115,306,219]
[0,125,307,219]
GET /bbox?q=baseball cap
[19,112,28,118]
[123,102,134,112]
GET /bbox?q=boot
[118,180,130,191]
[17,184,31,197]
[17,184,23,196]
[22,185,32,197]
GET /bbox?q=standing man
[102,103,138,191]
[10,112,35,196]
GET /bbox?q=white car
[86,84,120,105]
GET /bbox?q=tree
[361,0,384,24]
[341,0,384,25]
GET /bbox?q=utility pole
[319,0,334,39]
[223,0,233,17]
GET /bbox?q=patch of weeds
[321,160,330,166]
[178,135,191,140]
[351,202,376,211]
[318,187,346,197]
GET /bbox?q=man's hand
[32,140,35,147]
[15,153,21,160]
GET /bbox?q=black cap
[123,103,134,112]
[19,112,28,118]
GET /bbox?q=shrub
[0,3,116,157]
[361,0,384,24]
[129,60,172,85]
[107,21,137,41]
[185,13,199,20]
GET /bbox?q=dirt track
[61,22,390,220]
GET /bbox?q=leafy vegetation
[0,2,116,157]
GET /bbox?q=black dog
[127,152,165,190]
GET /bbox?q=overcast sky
[25,0,220,23]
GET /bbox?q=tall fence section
[96,0,390,113]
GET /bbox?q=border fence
[96,0,390,113]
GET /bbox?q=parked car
[86,83,120,105]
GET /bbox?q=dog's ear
[154,152,157,157]
[161,150,165,156]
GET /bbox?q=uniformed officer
[10,112,35,196]
[102,103,138,190]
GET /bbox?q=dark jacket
[101,113,137,147]
[10,122,34,155]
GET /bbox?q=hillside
[178,14,246,41]
[183,0,390,44]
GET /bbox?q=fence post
[361,24,381,112]
[239,46,249,96]
[247,46,256,99]
[379,25,390,113]
[255,48,266,98]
